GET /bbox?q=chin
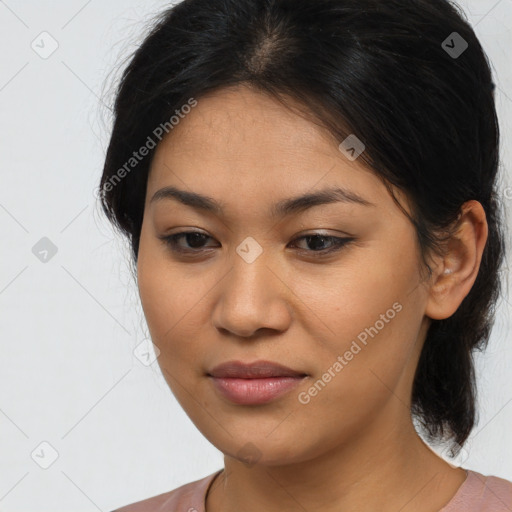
[208,431,318,467]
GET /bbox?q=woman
[99,0,512,510]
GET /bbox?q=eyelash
[158,231,355,257]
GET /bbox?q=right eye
[159,231,218,254]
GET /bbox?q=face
[137,84,433,466]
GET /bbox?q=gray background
[0,1,511,510]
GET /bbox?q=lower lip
[210,376,306,405]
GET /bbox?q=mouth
[207,360,308,405]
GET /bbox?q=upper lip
[208,360,307,378]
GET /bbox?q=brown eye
[159,231,218,253]
[288,234,355,255]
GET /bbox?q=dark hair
[98,0,507,455]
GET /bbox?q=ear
[424,200,488,321]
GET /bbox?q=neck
[206,410,467,512]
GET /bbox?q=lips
[207,360,307,379]
[207,360,308,405]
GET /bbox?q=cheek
[137,236,185,349]
[137,261,206,410]
[292,245,416,350]
[294,303,420,447]
[293,244,422,405]
[136,244,215,376]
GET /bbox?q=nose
[211,252,293,339]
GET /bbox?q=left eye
[159,231,354,256]
[290,234,353,253]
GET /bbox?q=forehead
[156,85,335,157]
[146,85,399,215]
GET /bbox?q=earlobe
[424,200,488,321]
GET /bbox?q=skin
[136,83,488,512]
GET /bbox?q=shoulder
[110,470,222,512]
[471,471,512,510]
[443,469,512,511]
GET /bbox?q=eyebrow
[150,185,375,217]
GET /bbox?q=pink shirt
[112,468,512,511]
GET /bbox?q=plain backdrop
[0,1,511,510]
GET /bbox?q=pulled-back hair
[98,0,507,455]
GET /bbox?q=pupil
[308,235,327,250]
[188,233,206,248]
